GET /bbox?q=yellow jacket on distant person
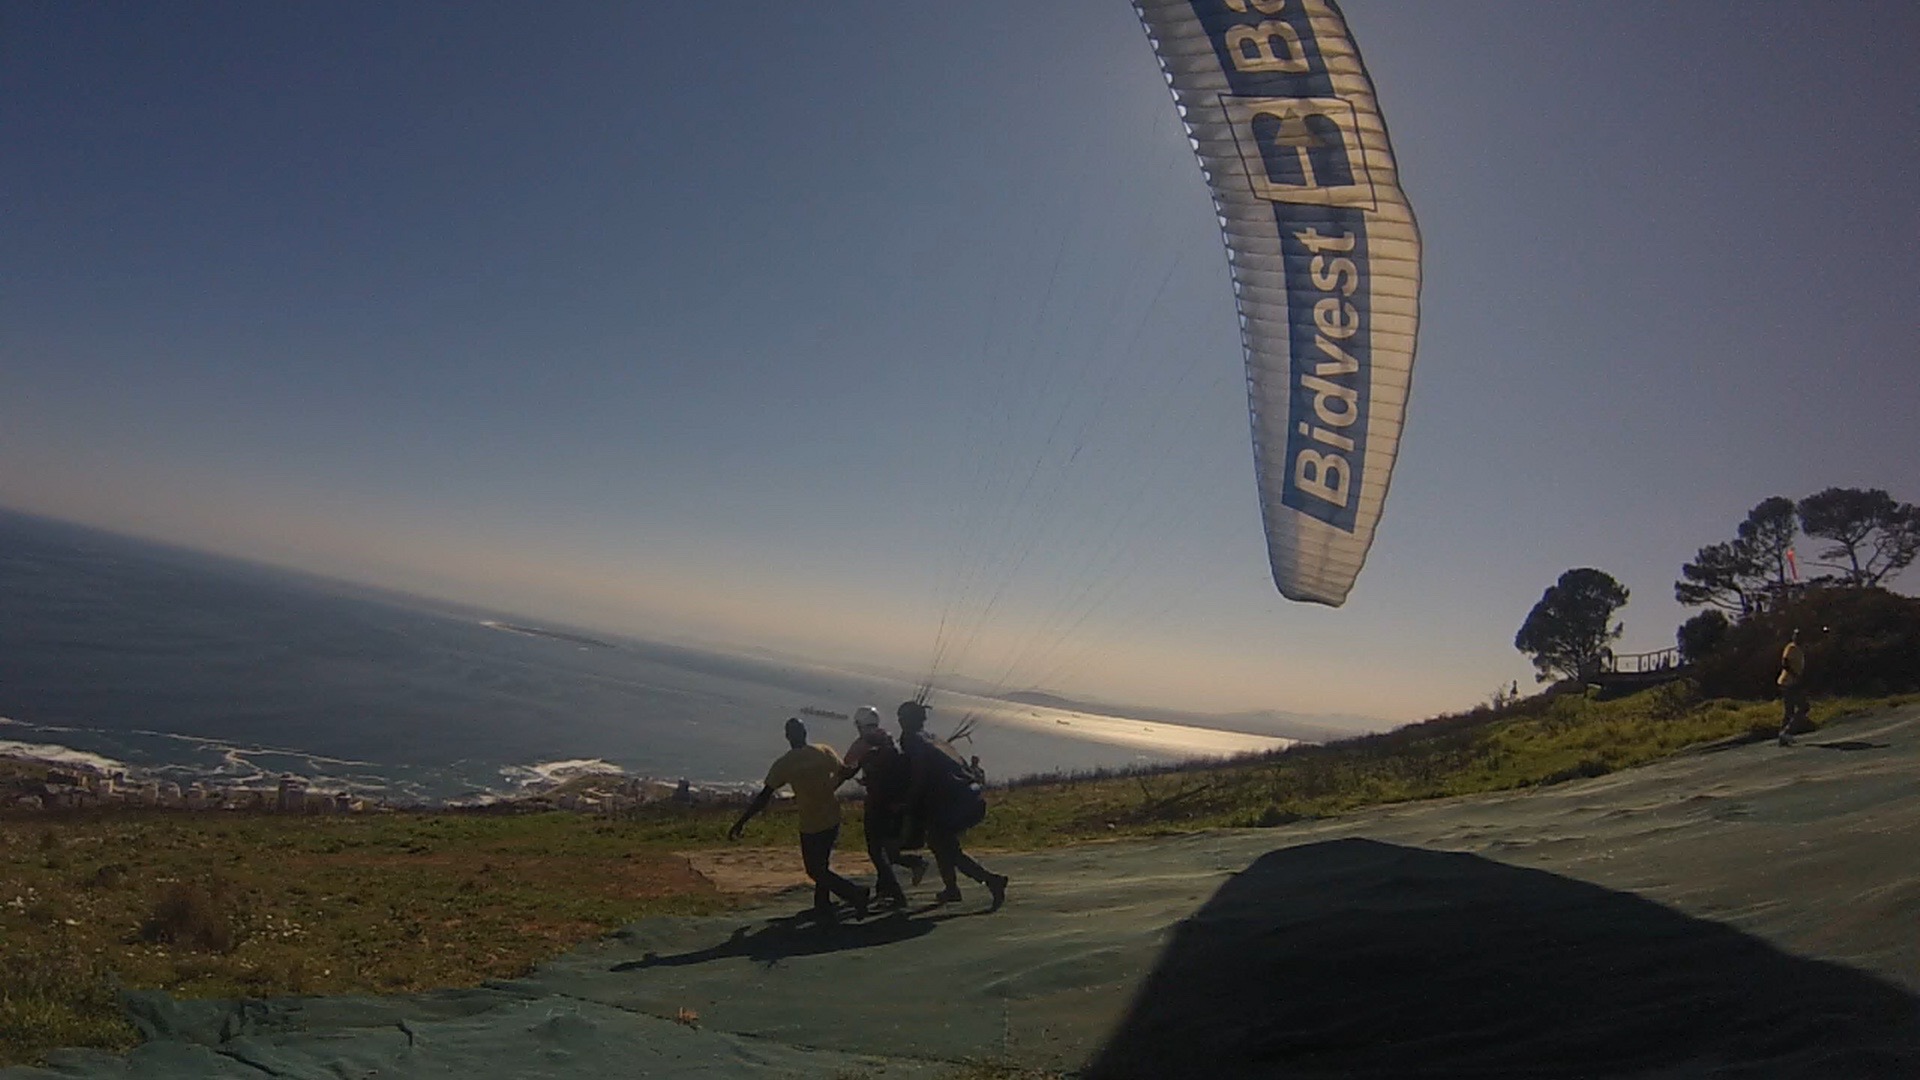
[1778,641,1806,687]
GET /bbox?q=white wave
[125,727,383,767]
[0,720,434,800]
[444,791,514,808]
[0,740,129,775]
[210,748,272,783]
[0,717,85,734]
[498,758,627,790]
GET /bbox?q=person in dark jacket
[896,700,1007,909]
[841,705,927,908]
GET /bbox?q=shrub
[1536,758,1609,786]
[1643,680,1700,721]
[1677,609,1730,663]
[1253,804,1305,827]
[86,863,128,890]
[138,881,238,954]
[1692,587,1920,699]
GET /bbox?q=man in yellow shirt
[730,717,870,918]
[1777,629,1810,746]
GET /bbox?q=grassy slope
[3,688,1912,1068]
[966,686,1906,846]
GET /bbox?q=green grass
[4,687,1912,1067]
[958,687,1916,846]
[0,809,738,1066]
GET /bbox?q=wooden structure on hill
[1594,647,1689,692]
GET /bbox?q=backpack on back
[909,732,987,832]
[859,733,910,802]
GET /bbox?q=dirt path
[677,845,812,896]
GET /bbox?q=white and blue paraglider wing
[1135,0,1421,606]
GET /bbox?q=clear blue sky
[4,1,1916,723]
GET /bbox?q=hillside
[5,698,1915,1078]
[3,686,1915,1074]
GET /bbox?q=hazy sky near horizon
[5,1,1917,724]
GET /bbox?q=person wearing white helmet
[841,705,926,908]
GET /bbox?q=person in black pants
[896,700,1007,909]
[730,716,870,919]
[840,705,927,908]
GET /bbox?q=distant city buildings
[0,760,379,814]
[0,756,733,816]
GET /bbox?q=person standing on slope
[840,705,927,909]
[896,700,1008,909]
[1777,628,1811,746]
[730,716,870,919]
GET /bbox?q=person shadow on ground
[611,903,980,972]
[1806,739,1891,751]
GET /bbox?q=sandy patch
[677,845,811,895]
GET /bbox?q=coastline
[0,748,755,817]
[0,703,1296,817]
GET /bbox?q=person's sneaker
[935,887,964,904]
[849,886,872,920]
[873,891,908,912]
[985,873,1009,911]
[1778,732,1794,747]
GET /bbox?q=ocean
[0,510,1287,804]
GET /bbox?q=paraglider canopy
[1135,0,1422,606]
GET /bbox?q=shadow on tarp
[1807,740,1891,752]
[1085,838,1919,1079]
[1695,729,1782,754]
[611,906,950,971]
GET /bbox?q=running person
[730,717,870,919]
[841,705,927,909]
[1777,629,1811,746]
[896,700,1008,909]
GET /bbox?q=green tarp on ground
[11,706,1920,1078]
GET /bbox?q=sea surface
[0,510,1287,804]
